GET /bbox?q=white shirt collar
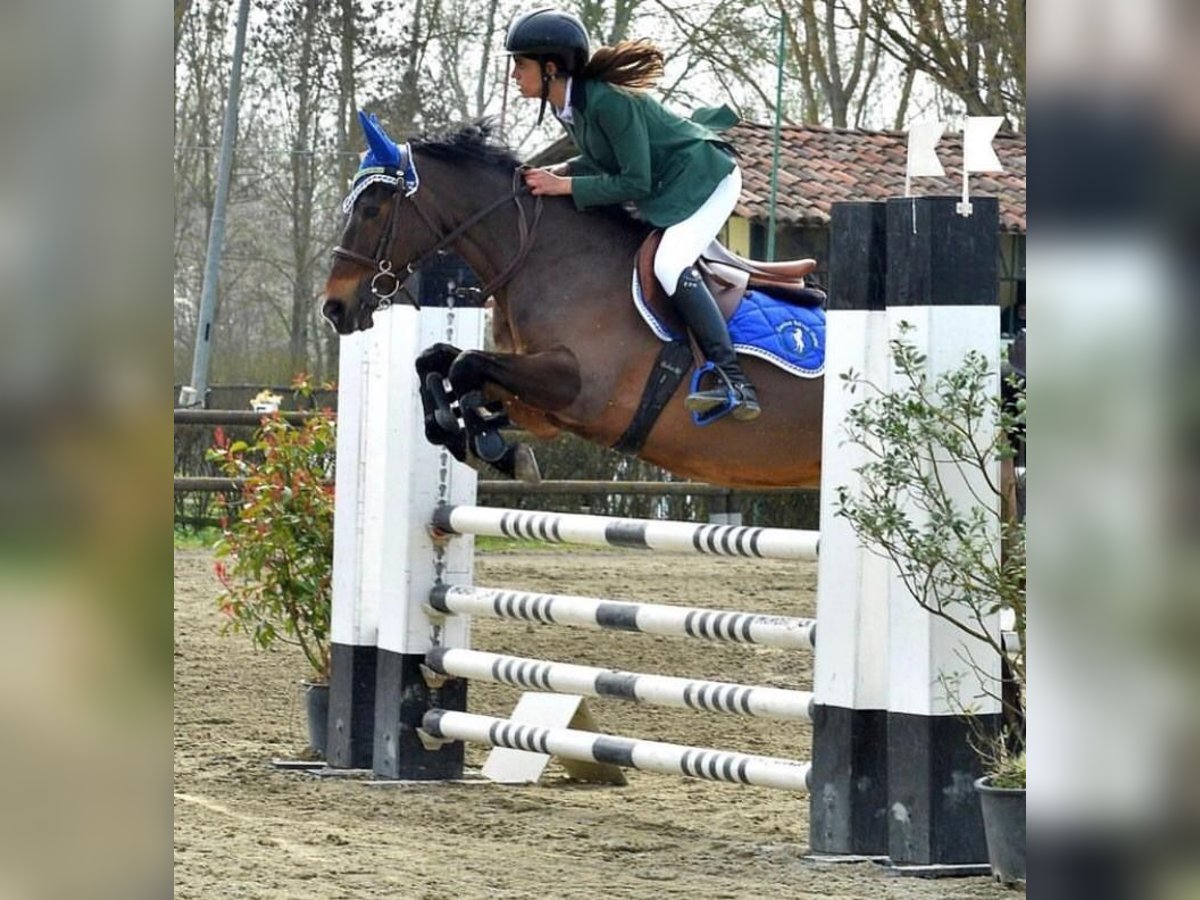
[554,77,574,124]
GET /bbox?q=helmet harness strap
[537,63,552,126]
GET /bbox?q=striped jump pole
[420,710,813,791]
[425,647,814,721]
[431,505,819,561]
[428,585,816,650]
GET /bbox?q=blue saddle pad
[728,290,825,378]
[632,276,825,379]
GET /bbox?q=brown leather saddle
[635,233,823,335]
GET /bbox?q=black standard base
[326,642,378,769]
[886,711,1002,866]
[809,704,889,856]
[372,649,468,780]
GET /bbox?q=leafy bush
[208,380,336,682]
[835,332,1026,783]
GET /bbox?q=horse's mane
[411,120,648,236]
[410,119,523,171]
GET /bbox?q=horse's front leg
[448,347,583,412]
[448,347,582,477]
[415,343,467,461]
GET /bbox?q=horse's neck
[416,158,642,306]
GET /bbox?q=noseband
[332,166,542,311]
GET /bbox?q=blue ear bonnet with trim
[343,111,419,213]
[358,110,402,170]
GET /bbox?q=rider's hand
[523,167,572,197]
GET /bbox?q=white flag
[906,121,946,177]
[964,116,1004,172]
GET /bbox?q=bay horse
[321,119,823,488]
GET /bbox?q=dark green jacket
[560,79,738,227]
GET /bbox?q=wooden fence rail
[173,476,809,497]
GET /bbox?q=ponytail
[580,39,664,90]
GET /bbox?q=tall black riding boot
[671,267,760,421]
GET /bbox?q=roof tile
[730,122,1025,232]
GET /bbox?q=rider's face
[511,56,545,99]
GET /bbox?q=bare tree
[175,0,193,60]
[783,0,883,128]
[858,0,1025,127]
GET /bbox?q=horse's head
[322,113,429,334]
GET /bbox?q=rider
[505,7,760,421]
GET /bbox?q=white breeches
[653,166,742,294]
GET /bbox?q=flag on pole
[964,116,1004,172]
[905,121,946,197]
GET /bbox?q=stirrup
[685,363,760,426]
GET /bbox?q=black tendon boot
[671,267,761,420]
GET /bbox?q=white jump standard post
[326,297,486,778]
[811,197,1003,869]
[882,195,1002,868]
[810,200,891,858]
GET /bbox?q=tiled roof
[729,121,1026,233]
[529,121,1026,233]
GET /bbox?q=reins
[332,167,543,310]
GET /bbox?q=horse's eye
[362,205,381,220]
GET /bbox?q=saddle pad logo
[778,320,818,356]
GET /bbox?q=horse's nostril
[322,299,342,328]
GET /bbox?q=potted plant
[834,331,1026,885]
[208,377,337,756]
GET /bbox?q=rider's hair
[580,39,664,90]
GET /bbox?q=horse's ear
[357,110,401,169]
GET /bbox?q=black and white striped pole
[428,584,816,649]
[421,710,813,792]
[425,647,816,721]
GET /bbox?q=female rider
[506,7,759,421]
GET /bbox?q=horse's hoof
[425,373,462,435]
[473,429,507,462]
[513,444,541,485]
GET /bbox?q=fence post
[882,196,1002,866]
[326,299,486,777]
[810,201,891,856]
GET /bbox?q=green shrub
[207,381,335,682]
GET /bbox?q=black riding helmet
[505,8,590,72]
[505,8,590,123]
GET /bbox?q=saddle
[635,233,824,335]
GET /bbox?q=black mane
[410,119,523,171]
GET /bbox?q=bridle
[332,150,543,311]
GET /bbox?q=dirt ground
[175,546,1021,899]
